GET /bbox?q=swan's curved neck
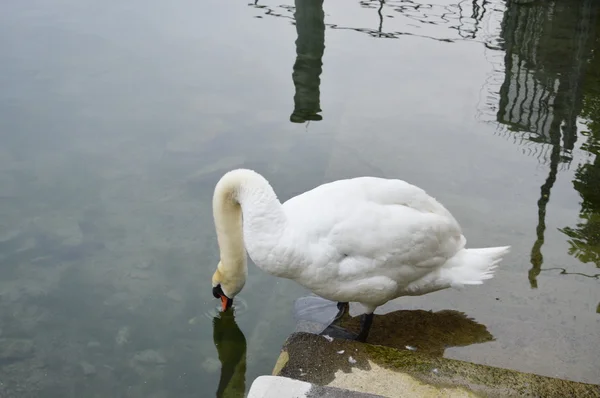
[213,169,287,275]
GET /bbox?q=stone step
[248,376,385,398]
[270,332,600,398]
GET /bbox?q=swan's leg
[356,313,374,342]
[334,302,349,321]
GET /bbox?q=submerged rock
[127,270,150,280]
[166,290,183,302]
[80,361,96,376]
[133,350,166,366]
[201,357,220,373]
[115,326,130,346]
[0,339,34,364]
[33,215,83,248]
[293,295,341,335]
[87,341,101,349]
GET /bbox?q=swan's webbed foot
[320,311,374,343]
[334,302,349,321]
[320,324,359,340]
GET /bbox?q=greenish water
[0,0,599,396]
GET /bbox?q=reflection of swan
[212,309,246,398]
[210,169,510,342]
[290,0,325,123]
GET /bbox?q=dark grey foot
[320,312,375,342]
[334,302,349,321]
[320,324,359,340]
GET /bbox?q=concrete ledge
[248,375,385,398]
[272,332,600,398]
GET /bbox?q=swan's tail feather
[443,246,510,288]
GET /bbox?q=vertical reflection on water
[213,310,246,398]
[458,0,488,39]
[497,0,596,162]
[251,1,495,42]
[290,0,325,123]
[495,0,600,287]
[528,145,560,288]
[558,25,600,275]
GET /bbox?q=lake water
[1,0,599,396]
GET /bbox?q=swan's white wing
[283,177,465,295]
[327,202,464,277]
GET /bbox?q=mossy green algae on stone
[273,332,600,398]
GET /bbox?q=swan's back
[283,177,461,235]
[282,177,464,270]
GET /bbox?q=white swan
[211,169,509,341]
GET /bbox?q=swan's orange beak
[213,284,233,311]
[220,295,233,311]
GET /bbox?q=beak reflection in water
[212,308,246,398]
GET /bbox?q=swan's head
[212,261,246,311]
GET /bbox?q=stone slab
[272,332,600,398]
[248,375,385,398]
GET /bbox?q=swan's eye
[212,284,224,299]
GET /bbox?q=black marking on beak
[213,284,224,299]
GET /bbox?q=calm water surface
[1,0,599,396]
